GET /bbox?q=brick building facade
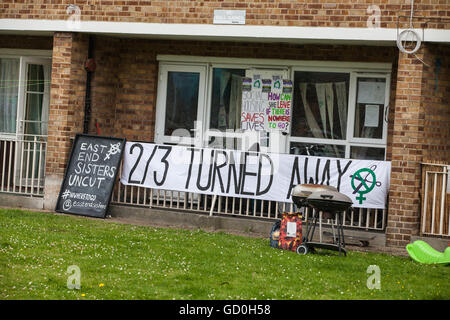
[0,1,449,248]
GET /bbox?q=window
[0,52,51,187]
[155,57,391,161]
[350,146,385,161]
[165,71,200,137]
[0,58,20,135]
[290,69,389,159]
[24,64,47,136]
[155,64,207,146]
[206,67,289,152]
[292,71,350,141]
[209,68,246,131]
[0,56,51,138]
[352,77,387,141]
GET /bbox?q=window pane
[353,78,386,139]
[290,142,345,158]
[25,64,46,136]
[24,93,44,136]
[351,146,385,160]
[27,64,45,93]
[165,71,200,137]
[292,72,349,140]
[207,135,240,150]
[209,68,246,130]
[0,58,20,133]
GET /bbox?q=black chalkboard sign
[55,134,126,218]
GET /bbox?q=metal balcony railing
[111,162,387,231]
[0,133,47,197]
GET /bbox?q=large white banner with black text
[120,142,391,209]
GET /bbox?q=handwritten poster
[241,76,265,131]
[265,79,292,133]
[241,76,292,133]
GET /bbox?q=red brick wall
[41,32,89,209]
[386,62,399,162]
[85,36,398,143]
[46,32,88,176]
[0,0,448,29]
[0,35,52,50]
[386,43,450,247]
[0,33,397,168]
[89,36,121,137]
[388,49,425,246]
[421,43,450,162]
[112,40,158,142]
[4,33,448,247]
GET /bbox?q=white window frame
[18,56,52,138]
[0,55,22,140]
[204,62,249,142]
[0,49,52,140]
[205,65,290,153]
[156,55,392,160]
[155,63,207,147]
[17,57,51,187]
[347,72,391,146]
[289,67,391,160]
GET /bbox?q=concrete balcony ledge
[410,236,450,252]
[108,204,274,237]
[1,19,450,45]
[108,204,388,249]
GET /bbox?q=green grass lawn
[0,208,449,300]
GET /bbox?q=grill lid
[306,190,353,212]
[291,184,338,207]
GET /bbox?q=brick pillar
[420,44,450,162]
[43,32,89,210]
[386,48,427,247]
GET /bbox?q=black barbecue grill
[292,184,353,256]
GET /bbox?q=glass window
[156,61,390,161]
[24,64,45,136]
[164,71,200,137]
[353,77,386,140]
[292,71,350,140]
[290,71,388,161]
[350,146,385,161]
[209,68,246,131]
[290,142,345,158]
[0,58,20,134]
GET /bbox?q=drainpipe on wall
[83,35,96,134]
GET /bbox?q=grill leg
[336,211,342,256]
[337,212,346,256]
[306,209,319,242]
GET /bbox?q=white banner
[120,142,391,209]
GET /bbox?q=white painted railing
[0,134,47,196]
[421,163,449,237]
[111,163,386,231]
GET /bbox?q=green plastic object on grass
[406,240,450,265]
